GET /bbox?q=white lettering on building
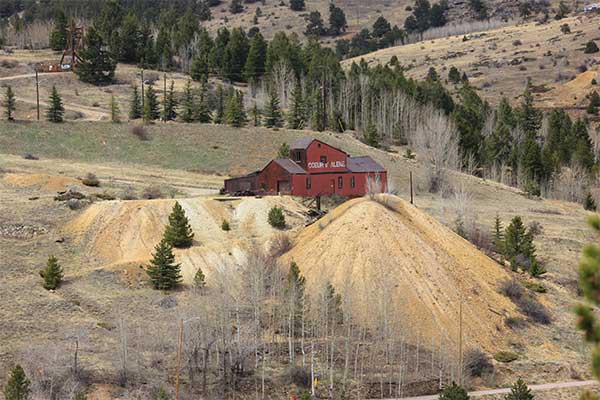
[307,160,346,169]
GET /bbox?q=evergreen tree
[75,26,116,85]
[49,10,68,51]
[288,80,306,129]
[143,84,160,122]
[448,66,460,84]
[518,85,542,136]
[155,24,173,70]
[213,84,225,124]
[504,378,533,400]
[198,1,212,21]
[4,85,16,121]
[193,267,206,288]
[129,85,142,120]
[290,0,305,11]
[469,0,488,20]
[180,80,195,123]
[278,142,290,158]
[584,41,599,54]
[492,214,504,254]
[439,382,469,400]
[268,206,286,228]
[229,0,244,14]
[372,16,391,38]
[305,11,326,36]
[119,13,141,63]
[324,282,343,326]
[110,94,120,123]
[264,90,283,128]
[46,85,64,123]
[146,239,182,290]
[364,123,380,147]
[251,102,261,126]
[162,80,177,122]
[164,202,194,248]
[504,216,527,259]
[244,32,267,84]
[195,82,211,123]
[585,193,597,212]
[576,215,600,384]
[224,90,247,127]
[4,365,30,400]
[224,28,249,82]
[39,255,64,290]
[328,3,347,36]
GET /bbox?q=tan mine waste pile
[2,173,80,192]
[284,195,517,352]
[64,196,307,284]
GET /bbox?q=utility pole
[163,73,167,122]
[35,70,40,121]
[458,298,463,386]
[410,171,414,205]
[141,69,145,112]
[175,319,183,400]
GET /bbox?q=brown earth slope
[285,195,517,352]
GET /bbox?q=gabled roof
[273,158,307,174]
[290,137,315,150]
[347,156,386,173]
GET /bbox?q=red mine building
[224,138,387,197]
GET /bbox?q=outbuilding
[224,138,387,197]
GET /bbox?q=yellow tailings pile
[284,195,517,352]
[64,196,307,284]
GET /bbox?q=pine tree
[4,86,16,121]
[328,3,347,36]
[504,216,527,260]
[518,84,542,136]
[39,255,64,290]
[504,378,533,400]
[143,84,160,122]
[162,80,177,122]
[251,102,261,126]
[224,90,247,127]
[146,239,182,290]
[180,80,195,123]
[46,85,64,123]
[49,10,68,51]
[264,90,283,128]
[278,142,290,158]
[244,32,267,84]
[213,85,225,124]
[229,0,244,14]
[286,261,306,337]
[288,80,306,129]
[324,282,343,326]
[448,66,461,84]
[492,214,504,254]
[4,365,31,400]
[163,202,194,248]
[193,267,206,288]
[364,123,380,147]
[110,95,120,123]
[191,53,209,82]
[129,85,142,120]
[76,26,116,85]
[439,382,469,400]
[585,193,597,211]
[290,0,305,11]
[576,215,600,383]
[120,13,141,63]
[195,82,211,123]
[268,206,286,228]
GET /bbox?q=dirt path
[388,380,598,400]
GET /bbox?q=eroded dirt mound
[64,196,307,284]
[2,172,80,192]
[284,195,516,352]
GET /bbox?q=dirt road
[385,380,598,400]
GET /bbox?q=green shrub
[522,280,547,293]
[584,41,599,54]
[268,206,286,229]
[439,382,469,399]
[193,268,205,288]
[4,364,31,400]
[585,193,597,211]
[40,255,64,290]
[221,220,231,231]
[494,351,518,363]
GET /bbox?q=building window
[295,151,302,161]
[338,176,343,189]
[306,177,311,189]
[320,156,327,165]
[350,176,355,188]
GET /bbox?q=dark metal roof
[273,158,307,174]
[347,156,386,173]
[290,137,315,150]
